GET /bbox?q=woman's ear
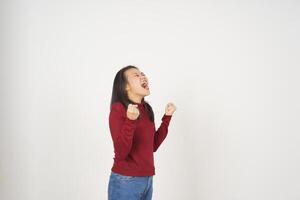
[125,83,130,91]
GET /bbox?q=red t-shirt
[108,101,172,176]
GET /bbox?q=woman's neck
[127,93,143,104]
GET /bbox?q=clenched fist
[165,102,177,116]
[127,104,140,120]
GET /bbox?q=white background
[1,0,300,199]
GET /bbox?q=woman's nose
[141,76,147,82]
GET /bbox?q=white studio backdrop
[1,1,300,200]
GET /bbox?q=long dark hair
[110,65,154,122]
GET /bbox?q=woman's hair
[110,65,154,122]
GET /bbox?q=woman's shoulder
[111,102,126,112]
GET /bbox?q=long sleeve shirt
[108,101,172,176]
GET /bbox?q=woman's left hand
[165,102,177,116]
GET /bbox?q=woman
[107,65,176,200]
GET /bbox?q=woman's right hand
[127,104,140,120]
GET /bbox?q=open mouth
[141,82,149,90]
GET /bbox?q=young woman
[107,65,176,200]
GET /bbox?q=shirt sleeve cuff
[124,117,138,125]
[162,114,172,121]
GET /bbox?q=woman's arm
[153,114,172,152]
[109,103,138,160]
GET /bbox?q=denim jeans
[108,171,153,200]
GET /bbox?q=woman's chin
[143,90,150,97]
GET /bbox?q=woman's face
[125,68,150,99]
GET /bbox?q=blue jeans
[108,171,153,200]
